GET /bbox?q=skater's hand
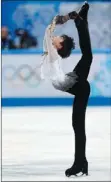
[49,14,69,34]
[68,11,79,20]
[54,15,70,25]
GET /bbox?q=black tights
[68,81,90,163]
[66,16,92,164]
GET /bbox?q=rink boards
[2,50,111,106]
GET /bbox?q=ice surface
[2,107,111,181]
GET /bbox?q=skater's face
[52,36,64,50]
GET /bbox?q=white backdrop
[2,53,110,98]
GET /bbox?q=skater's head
[52,35,75,58]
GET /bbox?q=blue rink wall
[2,97,111,107]
[2,50,111,107]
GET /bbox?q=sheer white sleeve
[41,24,65,81]
[43,25,59,62]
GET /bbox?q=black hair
[57,35,75,59]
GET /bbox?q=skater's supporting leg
[65,81,90,177]
[72,81,90,162]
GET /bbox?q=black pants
[66,16,92,163]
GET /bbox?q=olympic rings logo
[2,64,44,88]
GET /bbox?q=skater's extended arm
[43,24,59,62]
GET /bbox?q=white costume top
[40,23,77,91]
